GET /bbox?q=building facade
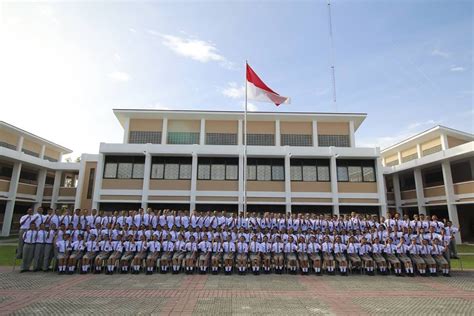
[1,110,472,241]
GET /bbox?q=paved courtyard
[0,268,472,315]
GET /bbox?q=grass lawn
[0,245,473,270]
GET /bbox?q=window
[337,159,376,182]
[44,156,58,162]
[45,176,54,186]
[129,131,162,144]
[19,169,38,184]
[399,172,415,191]
[451,160,473,183]
[290,159,330,182]
[386,160,399,167]
[206,133,237,145]
[22,148,39,157]
[0,141,16,150]
[167,132,199,145]
[318,135,350,147]
[247,134,275,146]
[0,165,13,180]
[281,134,312,146]
[86,168,95,199]
[423,166,444,187]
[151,157,192,180]
[198,157,239,180]
[247,158,284,181]
[103,156,145,179]
[401,153,418,163]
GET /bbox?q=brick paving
[0,271,472,315]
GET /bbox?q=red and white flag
[246,63,290,106]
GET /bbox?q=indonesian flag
[246,63,290,106]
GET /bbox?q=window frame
[103,156,146,179]
[150,157,193,180]
[289,159,331,182]
[198,157,239,181]
[336,159,376,183]
[247,158,285,181]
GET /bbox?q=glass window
[290,166,302,181]
[104,163,117,178]
[302,165,317,181]
[211,164,226,180]
[198,164,210,180]
[348,166,363,182]
[132,163,144,179]
[257,165,271,181]
[117,163,133,179]
[317,166,330,181]
[179,164,192,179]
[226,165,238,180]
[337,166,349,181]
[247,165,257,180]
[272,165,285,181]
[362,166,375,182]
[164,163,179,180]
[151,164,164,179]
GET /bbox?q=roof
[381,125,474,156]
[113,108,367,131]
[0,121,73,154]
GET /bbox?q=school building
[1,110,473,240]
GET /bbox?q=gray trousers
[449,239,458,257]
[33,244,45,271]
[17,229,27,259]
[21,243,35,271]
[42,244,54,270]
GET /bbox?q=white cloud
[222,82,245,99]
[450,66,465,72]
[160,33,233,68]
[246,102,258,112]
[431,48,450,58]
[108,71,130,82]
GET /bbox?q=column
[470,159,474,180]
[1,162,22,236]
[34,169,47,210]
[330,154,339,215]
[375,157,388,217]
[312,120,318,147]
[40,145,46,159]
[392,173,402,210]
[349,120,355,147]
[199,119,206,145]
[189,153,198,214]
[440,134,449,150]
[74,157,86,210]
[275,120,281,146]
[397,152,402,164]
[141,152,152,209]
[441,160,461,243]
[414,168,426,215]
[416,144,422,158]
[92,154,104,210]
[123,117,130,143]
[16,136,24,152]
[161,118,168,145]
[238,153,244,214]
[238,120,243,146]
[50,170,62,210]
[284,153,291,214]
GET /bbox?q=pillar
[414,168,426,215]
[392,173,402,210]
[189,153,198,214]
[50,170,62,210]
[92,154,104,210]
[312,120,318,147]
[330,154,339,215]
[375,157,388,217]
[1,162,22,236]
[441,160,461,243]
[284,153,291,214]
[141,152,152,210]
[161,118,168,145]
[349,120,355,147]
[200,119,205,145]
[275,120,281,146]
[34,169,47,210]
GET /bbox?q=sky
[0,0,472,160]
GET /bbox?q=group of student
[17,207,459,277]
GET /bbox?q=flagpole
[243,60,248,218]
[327,0,337,112]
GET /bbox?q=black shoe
[20,270,27,273]
[444,273,452,277]
[431,273,438,277]
[451,255,460,259]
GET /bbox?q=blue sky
[1,0,472,158]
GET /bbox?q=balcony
[59,187,77,197]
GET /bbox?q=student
[211,236,223,274]
[68,234,85,274]
[94,235,113,274]
[43,224,57,272]
[431,238,451,277]
[198,234,212,274]
[132,235,148,274]
[307,236,321,275]
[236,235,248,275]
[249,235,261,275]
[20,222,37,273]
[371,237,387,275]
[146,234,161,275]
[81,234,99,274]
[260,235,272,274]
[322,236,335,275]
[346,237,361,273]
[297,237,309,275]
[32,223,47,272]
[396,237,414,277]
[18,209,35,259]
[184,235,198,274]
[333,236,348,276]
[272,235,284,274]
[384,238,402,276]
[106,235,123,275]
[222,235,235,275]
[408,238,427,276]
[121,235,136,273]
[56,232,72,274]
[160,235,174,273]
[420,239,437,277]
[358,238,374,276]
[171,234,186,274]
